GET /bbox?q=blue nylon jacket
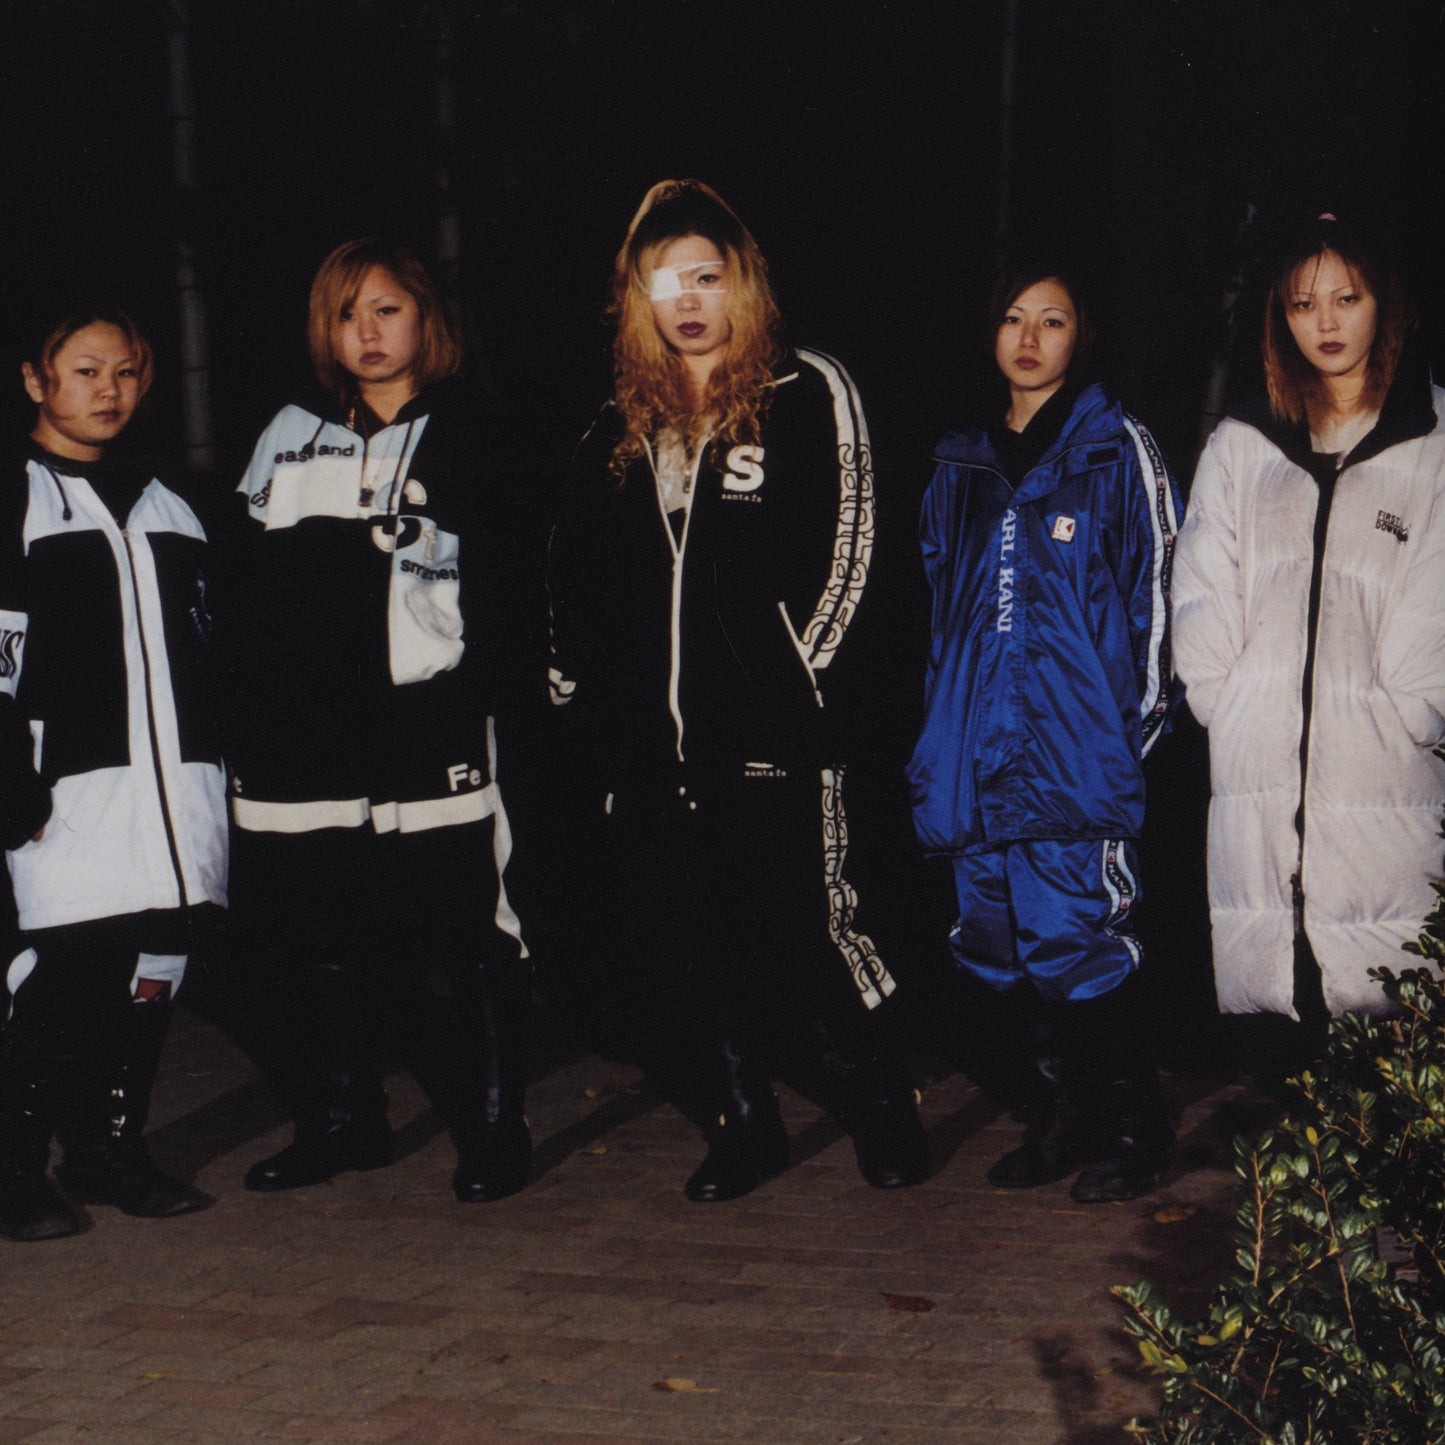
[907,383,1181,853]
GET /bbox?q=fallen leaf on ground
[653,1377,718,1393]
[882,1293,936,1313]
[1153,1205,1198,1225]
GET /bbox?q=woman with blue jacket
[908,261,1181,1202]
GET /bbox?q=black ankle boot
[1067,975,1173,1202]
[0,1032,81,1242]
[685,1086,790,1203]
[0,1171,81,1242]
[244,1107,394,1191]
[987,974,1174,1199]
[453,1116,532,1203]
[846,1058,929,1189]
[677,1018,790,1203]
[58,1137,211,1218]
[986,1087,1104,1188]
[1069,1076,1174,1203]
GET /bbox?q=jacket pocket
[388,518,464,685]
[776,601,823,709]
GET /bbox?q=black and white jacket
[548,348,877,791]
[0,445,227,932]
[224,378,532,848]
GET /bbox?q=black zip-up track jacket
[548,348,876,793]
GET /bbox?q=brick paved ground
[0,1000,1256,1444]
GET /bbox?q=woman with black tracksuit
[0,307,225,1241]
[548,179,928,1202]
[224,239,534,1203]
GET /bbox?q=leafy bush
[1115,881,1445,1443]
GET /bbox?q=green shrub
[1114,881,1445,1443]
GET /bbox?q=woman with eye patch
[547,179,929,1202]
[908,258,1183,1202]
[1174,213,1445,1057]
[222,238,535,1204]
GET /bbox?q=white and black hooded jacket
[0,444,227,932]
[222,378,534,850]
[1175,353,1445,1017]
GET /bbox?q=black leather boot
[55,985,212,1218]
[448,956,533,1204]
[59,1136,212,1217]
[0,1031,81,1242]
[846,1055,929,1189]
[1067,974,1173,1202]
[986,1082,1107,1188]
[453,1116,532,1204]
[1068,1072,1174,1202]
[986,974,1173,1198]
[244,1069,394,1191]
[245,959,393,1192]
[985,995,1103,1188]
[683,1033,790,1203]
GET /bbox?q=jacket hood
[298,371,480,430]
[1227,336,1438,472]
[934,382,1129,493]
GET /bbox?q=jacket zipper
[122,530,189,909]
[644,434,707,763]
[1291,462,1341,937]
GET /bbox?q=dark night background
[4,0,1444,1058]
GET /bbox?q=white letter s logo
[721,445,765,493]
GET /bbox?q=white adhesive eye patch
[648,259,728,301]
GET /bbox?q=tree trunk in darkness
[996,0,1019,263]
[167,0,213,473]
[432,0,489,388]
[1197,202,1256,455]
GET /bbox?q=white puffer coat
[1174,367,1445,1017]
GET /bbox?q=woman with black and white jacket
[1175,214,1445,1043]
[225,239,534,1203]
[549,180,928,1202]
[0,308,224,1241]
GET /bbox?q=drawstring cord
[369,419,419,552]
[35,460,73,522]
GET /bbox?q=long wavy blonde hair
[608,180,783,475]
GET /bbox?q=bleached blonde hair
[608,180,783,475]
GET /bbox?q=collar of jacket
[25,439,155,522]
[308,373,476,431]
[933,381,1127,499]
[1227,339,1438,474]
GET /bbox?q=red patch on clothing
[134,977,172,1004]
